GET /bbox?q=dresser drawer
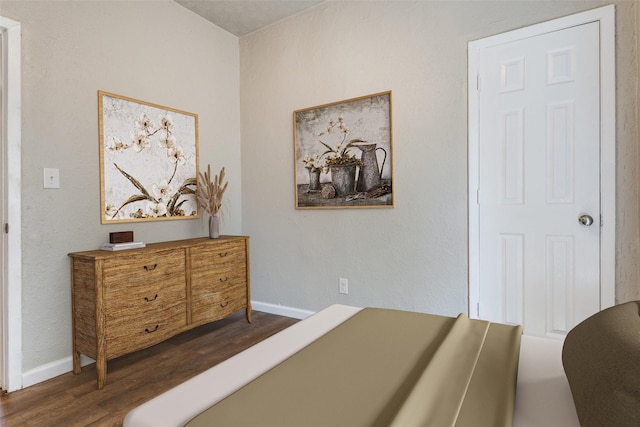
[105,300,186,358]
[104,276,187,322]
[103,249,186,288]
[190,240,246,275]
[192,281,247,325]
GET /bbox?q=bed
[124,304,580,427]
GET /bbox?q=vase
[209,215,220,239]
[330,163,357,196]
[307,167,321,192]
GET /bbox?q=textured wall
[0,0,241,374]
[240,1,640,316]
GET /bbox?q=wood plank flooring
[0,310,298,426]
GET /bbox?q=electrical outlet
[339,278,349,295]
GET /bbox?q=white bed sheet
[123,305,579,427]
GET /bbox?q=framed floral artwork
[293,91,393,209]
[98,91,199,223]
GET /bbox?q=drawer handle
[220,301,229,308]
[218,252,228,257]
[144,294,158,302]
[219,277,228,282]
[145,325,159,333]
[144,264,158,271]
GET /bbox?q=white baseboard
[251,300,314,320]
[22,354,95,389]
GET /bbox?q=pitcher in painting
[353,142,387,192]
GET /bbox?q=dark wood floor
[0,310,298,426]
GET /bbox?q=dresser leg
[72,350,81,374]
[246,305,252,323]
[96,355,107,390]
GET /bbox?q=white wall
[241,1,640,316]
[1,0,638,389]
[0,0,241,379]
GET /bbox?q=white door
[469,7,616,339]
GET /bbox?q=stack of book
[100,241,146,251]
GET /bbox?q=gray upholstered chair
[562,301,640,427]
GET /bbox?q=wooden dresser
[68,236,251,389]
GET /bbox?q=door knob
[578,214,594,226]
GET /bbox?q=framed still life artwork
[98,91,199,223]
[293,91,393,209]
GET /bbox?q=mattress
[123,305,580,427]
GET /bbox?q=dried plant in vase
[197,165,228,238]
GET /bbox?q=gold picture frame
[293,91,393,209]
[98,91,199,223]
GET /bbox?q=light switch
[43,168,60,189]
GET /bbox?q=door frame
[468,5,615,319]
[0,16,22,392]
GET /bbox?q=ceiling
[174,0,325,37]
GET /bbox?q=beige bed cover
[123,304,580,427]
[185,308,521,427]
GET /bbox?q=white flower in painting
[302,152,324,171]
[158,131,176,149]
[105,203,123,219]
[136,113,155,134]
[160,115,173,131]
[105,203,117,216]
[106,136,129,152]
[317,116,348,137]
[326,152,338,163]
[167,145,186,164]
[153,180,173,201]
[146,202,167,217]
[131,132,151,152]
